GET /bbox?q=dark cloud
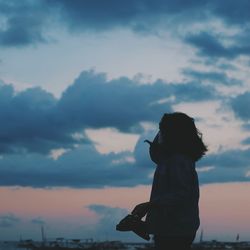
[198,148,250,169]
[185,32,250,59]
[197,148,250,184]
[0,0,198,47]
[0,1,249,189]
[0,83,87,155]
[0,127,249,188]
[0,69,248,188]
[45,0,208,34]
[242,137,250,145]
[0,0,49,47]
[0,127,157,189]
[1,0,250,48]
[182,69,241,86]
[57,70,215,132]
[45,0,250,36]
[217,63,237,71]
[197,166,248,184]
[0,213,20,227]
[0,70,216,155]
[211,0,250,26]
[0,142,153,188]
[230,92,250,121]
[57,71,171,132]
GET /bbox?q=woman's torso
[145,153,200,237]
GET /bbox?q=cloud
[45,0,250,36]
[198,148,250,169]
[0,213,20,227]
[1,125,250,188]
[198,166,248,184]
[0,141,153,188]
[2,68,249,188]
[1,0,250,48]
[31,217,45,225]
[242,137,250,145]
[86,204,139,241]
[0,70,216,155]
[0,128,171,188]
[57,70,215,132]
[230,92,250,121]
[0,69,249,188]
[185,32,250,59]
[0,83,87,155]
[57,71,172,132]
[0,0,49,47]
[0,1,250,193]
[197,148,250,184]
[0,0,195,47]
[182,69,242,86]
[210,1,250,26]
[0,63,249,189]
[45,0,209,34]
[87,204,128,217]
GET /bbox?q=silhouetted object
[236,233,240,242]
[118,112,207,249]
[199,229,204,243]
[144,138,162,165]
[116,214,150,241]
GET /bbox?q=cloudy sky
[1,0,250,242]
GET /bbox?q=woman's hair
[159,112,208,162]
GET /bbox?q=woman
[131,112,207,250]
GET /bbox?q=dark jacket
[145,133,200,237]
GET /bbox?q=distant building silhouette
[199,229,204,243]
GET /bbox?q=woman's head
[159,112,207,161]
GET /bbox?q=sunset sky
[1,0,250,242]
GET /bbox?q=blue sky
[1,0,250,242]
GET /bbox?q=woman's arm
[131,202,151,219]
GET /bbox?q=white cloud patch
[0,213,20,228]
[86,204,140,241]
[196,166,215,173]
[85,128,139,154]
[245,171,250,178]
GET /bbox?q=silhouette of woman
[131,112,207,250]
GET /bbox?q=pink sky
[1,183,250,241]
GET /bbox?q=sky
[0,0,250,243]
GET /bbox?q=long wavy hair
[159,112,207,162]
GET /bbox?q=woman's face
[159,115,167,133]
[159,116,164,130]
[158,116,168,143]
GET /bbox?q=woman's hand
[144,133,162,164]
[131,202,151,219]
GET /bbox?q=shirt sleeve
[151,156,193,208]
